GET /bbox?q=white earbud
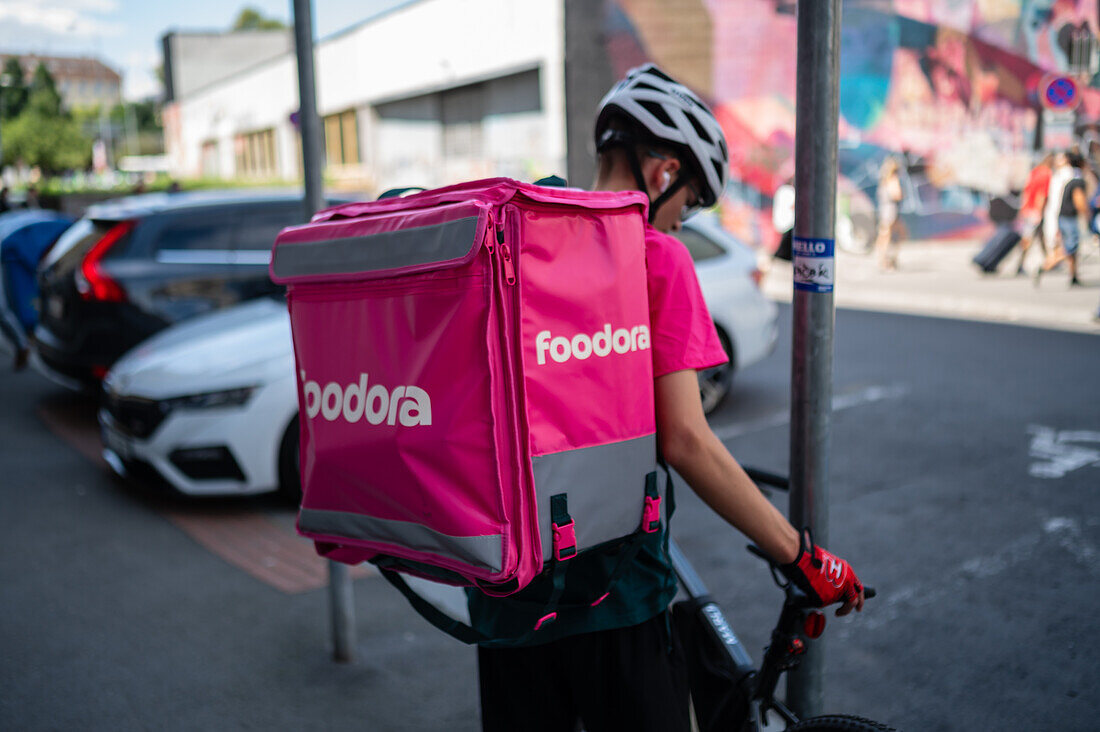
[660,171,671,193]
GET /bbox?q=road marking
[711,384,908,441]
[36,395,371,594]
[1027,425,1100,479]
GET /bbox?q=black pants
[477,612,690,732]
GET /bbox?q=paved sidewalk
[762,237,1100,334]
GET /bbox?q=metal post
[327,561,355,663]
[292,0,326,218]
[291,0,356,664]
[787,0,842,718]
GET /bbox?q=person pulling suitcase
[1012,153,1052,275]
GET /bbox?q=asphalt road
[2,305,1098,731]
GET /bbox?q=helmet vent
[711,160,726,193]
[645,66,676,84]
[687,113,713,144]
[639,100,674,128]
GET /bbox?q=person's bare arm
[655,368,865,614]
[655,369,800,564]
[1073,185,1089,217]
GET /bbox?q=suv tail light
[76,220,135,302]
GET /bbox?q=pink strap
[553,519,577,561]
[642,495,662,533]
[534,612,557,631]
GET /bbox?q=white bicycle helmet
[595,63,729,212]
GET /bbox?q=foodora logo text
[301,371,432,427]
[535,323,650,365]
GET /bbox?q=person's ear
[652,157,680,194]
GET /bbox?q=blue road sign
[1042,76,1079,111]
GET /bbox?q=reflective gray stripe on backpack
[298,507,503,573]
[531,433,659,563]
[271,215,480,279]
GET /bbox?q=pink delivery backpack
[270,178,667,642]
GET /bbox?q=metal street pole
[292,0,326,218]
[788,0,842,718]
[291,0,356,664]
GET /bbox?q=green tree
[108,100,162,133]
[2,63,91,172]
[231,7,287,31]
[1,57,28,120]
[27,62,63,117]
[1,112,91,173]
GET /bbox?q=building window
[441,83,485,159]
[235,128,277,179]
[201,140,219,178]
[323,109,359,166]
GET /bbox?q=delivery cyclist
[470,64,865,732]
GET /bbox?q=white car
[677,214,779,413]
[100,297,301,499]
[99,218,777,498]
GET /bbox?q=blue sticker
[793,237,835,293]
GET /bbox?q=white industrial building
[163,0,567,192]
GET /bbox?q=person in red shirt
[1013,153,1053,275]
[473,64,865,732]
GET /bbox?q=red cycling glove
[779,531,863,608]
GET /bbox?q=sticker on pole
[793,237,835,293]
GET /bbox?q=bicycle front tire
[785,714,897,731]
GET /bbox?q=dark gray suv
[35,190,345,386]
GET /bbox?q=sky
[0,0,412,100]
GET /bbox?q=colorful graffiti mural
[607,0,1100,243]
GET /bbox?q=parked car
[100,296,299,497]
[34,190,346,388]
[676,214,779,413]
[99,217,778,499]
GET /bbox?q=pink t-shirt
[644,225,728,378]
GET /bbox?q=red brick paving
[37,395,371,594]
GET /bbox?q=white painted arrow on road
[1028,425,1100,479]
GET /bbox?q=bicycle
[669,468,895,732]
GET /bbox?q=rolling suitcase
[972,226,1020,273]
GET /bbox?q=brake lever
[746,544,790,592]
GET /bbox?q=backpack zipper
[496,226,516,285]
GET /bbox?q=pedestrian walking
[874,156,903,270]
[1013,153,1053,275]
[772,178,795,261]
[470,64,866,732]
[1037,151,1089,287]
[1041,151,1074,255]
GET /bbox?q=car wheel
[277,414,302,505]
[698,327,735,415]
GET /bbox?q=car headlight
[161,386,256,411]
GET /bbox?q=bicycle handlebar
[746,544,876,604]
[742,466,789,491]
